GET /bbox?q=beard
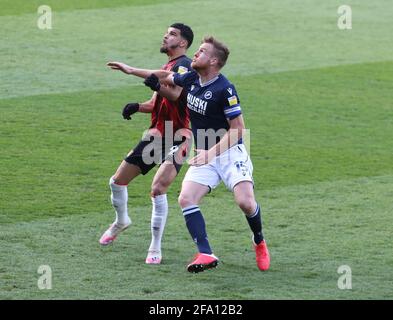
[160,43,179,54]
[191,61,200,70]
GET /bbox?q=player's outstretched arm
[107,61,136,74]
[107,62,172,80]
[107,61,179,101]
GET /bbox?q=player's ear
[210,57,219,67]
[179,39,187,49]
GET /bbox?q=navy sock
[246,203,264,245]
[182,206,212,254]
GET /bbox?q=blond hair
[202,36,230,68]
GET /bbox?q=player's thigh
[183,164,221,191]
[151,161,178,194]
[113,160,141,185]
[219,144,254,191]
[179,181,210,206]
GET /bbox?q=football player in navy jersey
[175,37,270,273]
[100,23,193,265]
[117,36,270,273]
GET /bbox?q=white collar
[199,75,219,87]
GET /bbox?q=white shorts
[183,144,254,191]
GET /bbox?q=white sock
[109,177,131,225]
[148,194,168,252]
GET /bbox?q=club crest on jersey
[204,91,212,99]
[227,87,233,95]
[191,85,195,91]
[177,66,188,75]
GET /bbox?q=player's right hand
[122,103,139,120]
[107,62,134,75]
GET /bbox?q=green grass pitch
[1,0,393,299]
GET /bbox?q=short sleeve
[222,84,242,120]
[171,57,192,75]
[173,70,198,90]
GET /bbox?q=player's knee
[236,196,256,215]
[178,192,194,208]
[109,176,116,188]
[151,181,167,197]
[110,175,129,186]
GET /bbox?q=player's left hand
[144,74,161,91]
[122,102,139,120]
[188,149,212,166]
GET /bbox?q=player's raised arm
[107,62,180,101]
[107,61,140,75]
[107,61,172,80]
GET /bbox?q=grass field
[1,0,393,300]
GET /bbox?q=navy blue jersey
[173,70,242,150]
